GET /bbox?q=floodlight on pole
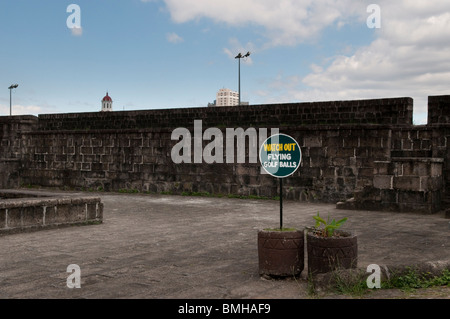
[235,52,251,105]
[8,84,19,116]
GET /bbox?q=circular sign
[259,134,302,178]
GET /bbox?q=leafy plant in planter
[307,213,357,275]
[312,213,348,237]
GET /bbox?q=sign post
[259,134,302,230]
[280,178,283,229]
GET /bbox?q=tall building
[101,92,113,112]
[215,88,239,107]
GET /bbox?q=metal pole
[238,57,241,105]
[280,178,283,230]
[8,84,18,116]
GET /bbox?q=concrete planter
[307,230,357,275]
[258,229,304,277]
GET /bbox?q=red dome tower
[101,92,113,112]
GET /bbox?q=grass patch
[331,271,370,297]
[182,191,213,197]
[82,220,103,226]
[118,189,140,194]
[23,184,40,189]
[318,267,450,297]
[306,272,318,298]
[383,267,450,291]
[227,194,279,200]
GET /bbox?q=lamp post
[235,52,250,105]
[8,84,18,116]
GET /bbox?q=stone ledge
[0,189,103,235]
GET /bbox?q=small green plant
[306,271,318,297]
[332,271,369,297]
[312,212,348,237]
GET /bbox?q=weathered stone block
[402,161,430,176]
[359,137,381,148]
[373,161,391,175]
[373,175,393,189]
[6,207,22,228]
[431,162,442,176]
[380,189,397,203]
[310,156,326,168]
[303,136,322,148]
[0,209,6,229]
[398,191,425,204]
[343,137,359,148]
[331,157,350,167]
[402,139,412,150]
[419,176,442,191]
[393,176,420,191]
[21,206,44,227]
[355,147,368,158]
[370,147,391,160]
[81,163,91,171]
[50,204,85,224]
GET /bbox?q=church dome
[102,92,112,102]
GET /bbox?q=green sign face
[259,134,302,178]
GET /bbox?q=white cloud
[293,1,450,123]
[166,32,184,44]
[0,103,44,116]
[163,0,364,47]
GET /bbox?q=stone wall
[337,123,445,213]
[36,97,413,131]
[1,95,449,213]
[0,116,38,188]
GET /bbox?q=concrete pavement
[0,190,449,299]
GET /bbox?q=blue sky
[1,1,450,124]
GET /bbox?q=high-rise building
[215,88,239,107]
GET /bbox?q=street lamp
[235,52,250,105]
[8,84,18,116]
